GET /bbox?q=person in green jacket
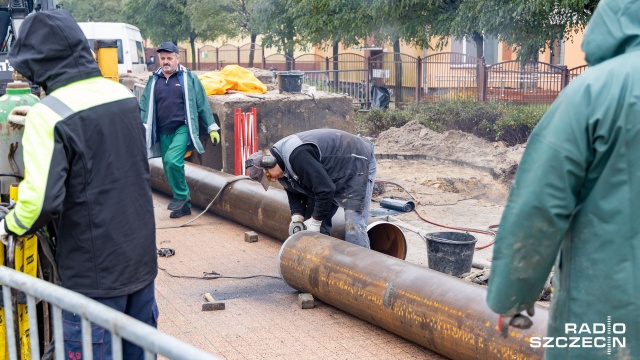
[486,0,639,358]
[140,42,220,218]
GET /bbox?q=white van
[78,22,147,74]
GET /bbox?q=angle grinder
[288,221,306,235]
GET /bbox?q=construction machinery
[0,1,58,96]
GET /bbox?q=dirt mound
[374,120,525,184]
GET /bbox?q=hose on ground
[375,180,497,249]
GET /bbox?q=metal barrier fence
[0,263,220,360]
[134,83,145,103]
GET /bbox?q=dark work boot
[167,198,189,210]
[170,204,191,218]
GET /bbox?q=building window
[451,37,476,67]
[450,35,499,66]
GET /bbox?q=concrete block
[190,91,355,174]
[245,231,258,243]
[298,293,315,309]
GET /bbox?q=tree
[289,0,374,51]
[473,0,598,62]
[250,0,308,67]
[124,0,190,61]
[385,0,599,62]
[63,0,128,22]
[288,0,374,85]
[125,0,236,69]
[188,0,260,67]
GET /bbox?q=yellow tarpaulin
[199,65,267,96]
[199,72,232,95]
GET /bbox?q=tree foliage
[187,0,244,42]
[124,0,241,69]
[124,0,190,46]
[250,0,306,59]
[63,0,128,22]
[386,0,599,62]
[474,0,598,61]
[288,0,374,51]
[188,0,262,66]
[67,0,599,67]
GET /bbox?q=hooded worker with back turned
[486,0,640,358]
[0,10,157,359]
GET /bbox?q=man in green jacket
[486,0,639,358]
[140,42,220,218]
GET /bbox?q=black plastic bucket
[425,232,477,276]
[276,71,304,93]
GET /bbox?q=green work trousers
[159,125,191,206]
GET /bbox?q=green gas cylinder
[0,81,40,201]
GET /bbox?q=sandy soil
[370,120,526,270]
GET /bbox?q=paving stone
[298,293,315,309]
[244,231,259,243]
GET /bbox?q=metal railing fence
[152,42,590,109]
[0,263,219,360]
[302,69,369,108]
[485,61,565,107]
[568,64,589,83]
[423,52,481,102]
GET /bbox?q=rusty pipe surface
[149,159,406,258]
[279,232,548,360]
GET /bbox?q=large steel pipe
[149,159,406,259]
[279,232,548,360]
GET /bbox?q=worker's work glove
[8,106,31,130]
[288,214,306,235]
[209,131,220,146]
[0,219,8,246]
[497,306,535,338]
[303,217,322,233]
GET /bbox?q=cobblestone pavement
[152,192,448,360]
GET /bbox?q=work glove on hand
[8,106,31,130]
[209,131,220,146]
[498,306,535,338]
[303,217,322,233]
[288,214,306,235]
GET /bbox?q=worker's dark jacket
[5,10,157,298]
[272,129,374,219]
[486,0,640,358]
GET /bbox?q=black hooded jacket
[8,10,102,94]
[4,10,157,297]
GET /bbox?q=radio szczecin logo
[530,316,625,355]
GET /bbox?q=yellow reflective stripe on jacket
[5,77,135,235]
[51,76,134,111]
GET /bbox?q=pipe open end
[367,221,407,260]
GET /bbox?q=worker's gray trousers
[344,155,377,249]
